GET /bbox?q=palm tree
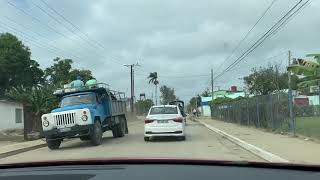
[148,72,159,105]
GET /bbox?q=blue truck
[41,83,128,149]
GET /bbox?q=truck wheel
[90,120,102,146]
[179,136,186,141]
[80,135,90,141]
[112,117,125,138]
[46,138,61,150]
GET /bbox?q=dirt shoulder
[200,118,320,164]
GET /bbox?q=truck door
[96,94,107,121]
[101,94,111,117]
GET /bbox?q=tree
[6,85,58,132]
[201,88,210,97]
[135,99,153,115]
[44,58,73,86]
[148,72,159,105]
[159,85,176,105]
[288,54,320,88]
[45,58,94,87]
[0,33,44,96]
[187,95,201,112]
[243,65,298,95]
[70,69,93,83]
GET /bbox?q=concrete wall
[0,101,24,130]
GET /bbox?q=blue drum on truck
[41,83,128,150]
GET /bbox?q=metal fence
[211,90,320,139]
[212,93,290,130]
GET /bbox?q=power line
[30,0,103,52]
[0,24,69,58]
[7,0,123,65]
[223,0,307,73]
[135,73,210,79]
[38,0,123,64]
[269,0,312,37]
[1,16,84,60]
[227,51,287,72]
[213,0,306,82]
[28,0,115,61]
[39,0,107,50]
[213,0,277,78]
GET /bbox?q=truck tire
[112,117,125,138]
[179,136,186,141]
[46,138,61,150]
[90,120,103,146]
[80,135,90,141]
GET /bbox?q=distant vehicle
[41,82,128,149]
[144,105,186,141]
[169,100,187,124]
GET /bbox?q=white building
[0,100,24,131]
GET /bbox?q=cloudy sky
[0,0,319,103]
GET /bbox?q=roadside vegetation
[0,32,94,133]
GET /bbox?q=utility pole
[211,69,214,118]
[288,50,295,136]
[124,63,140,113]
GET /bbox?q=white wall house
[0,100,24,131]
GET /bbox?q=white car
[144,105,186,141]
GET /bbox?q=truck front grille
[54,113,76,127]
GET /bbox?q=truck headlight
[43,120,49,127]
[81,115,88,121]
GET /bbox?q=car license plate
[59,128,71,132]
[158,120,168,123]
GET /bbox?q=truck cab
[41,83,128,150]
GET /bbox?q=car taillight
[145,119,154,124]
[173,117,183,123]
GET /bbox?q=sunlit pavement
[0,120,263,164]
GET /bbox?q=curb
[199,121,289,163]
[0,141,47,159]
[0,120,141,159]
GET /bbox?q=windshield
[1,0,320,167]
[60,94,95,107]
[150,107,178,115]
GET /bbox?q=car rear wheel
[144,137,150,141]
[90,120,102,146]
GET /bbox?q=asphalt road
[1,120,263,164]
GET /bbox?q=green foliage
[288,54,320,88]
[187,96,201,112]
[0,33,44,96]
[244,65,296,95]
[70,69,93,83]
[148,72,159,85]
[201,88,210,97]
[6,85,58,115]
[44,58,73,86]
[44,57,94,87]
[135,99,153,115]
[160,85,176,105]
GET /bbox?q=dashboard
[0,163,319,180]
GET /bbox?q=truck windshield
[61,94,95,107]
[149,107,178,115]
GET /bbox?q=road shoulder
[200,118,320,164]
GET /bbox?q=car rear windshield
[149,107,178,115]
[61,94,95,107]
